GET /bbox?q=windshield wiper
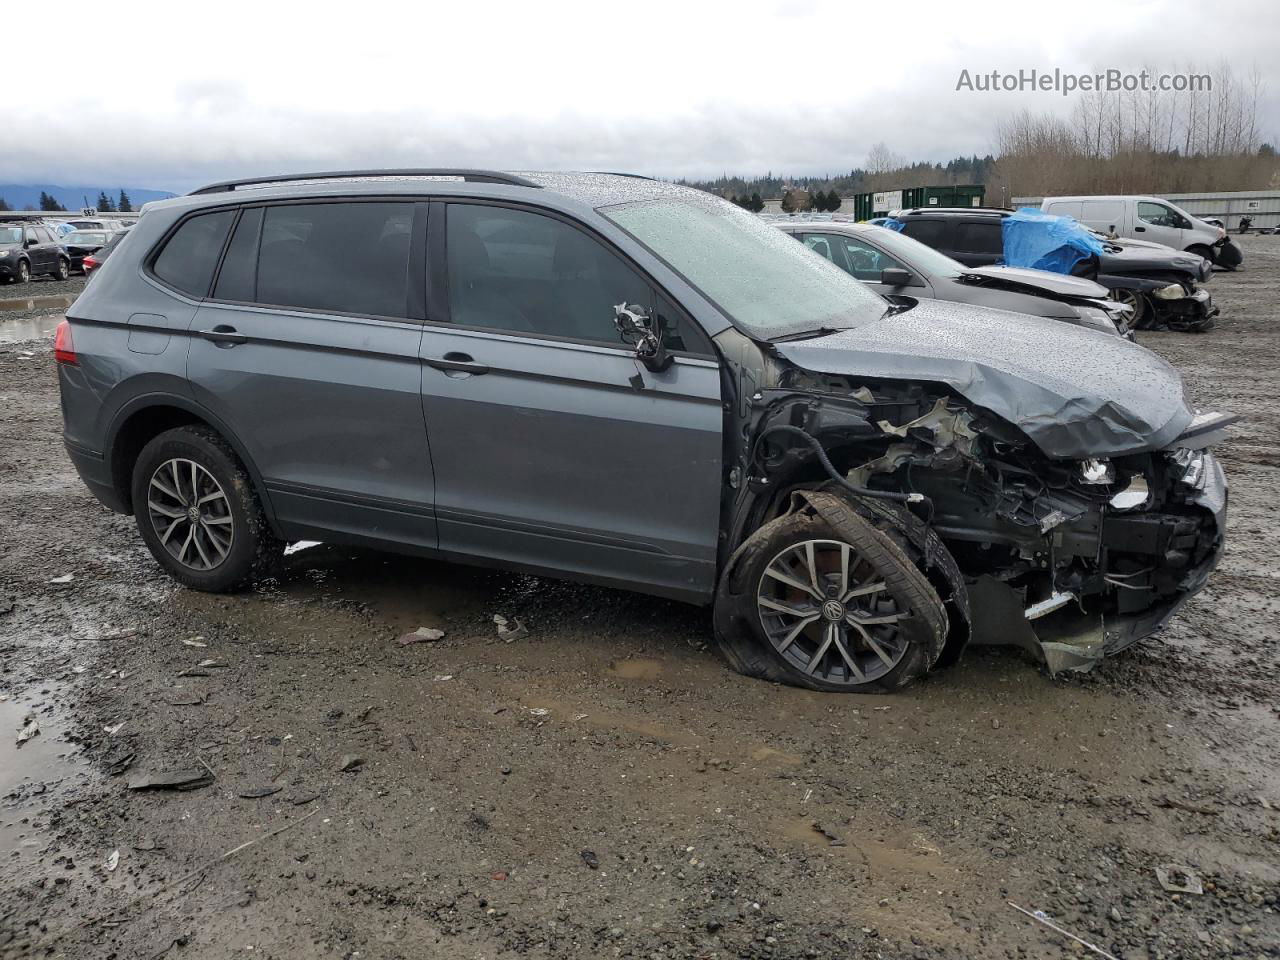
[768,326,844,343]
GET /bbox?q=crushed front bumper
[971,452,1227,673]
[1150,287,1218,332]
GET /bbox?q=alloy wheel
[147,458,234,571]
[17,261,29,283]
[756,538,910,685]
[1111,289,1142,327]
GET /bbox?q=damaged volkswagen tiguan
[57,171,1234,691]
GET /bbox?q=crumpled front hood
[958,266,1109,300]
[774,299,1193,459]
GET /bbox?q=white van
[1040,196,1240,269]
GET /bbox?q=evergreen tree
[118,190,132,213]
[827,189,841,212]
[750,192,764,212]
[97,191,116,213]
[0,197,9,211]
[39,191,63,212]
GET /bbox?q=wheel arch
[105,394,279,529]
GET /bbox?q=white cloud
[12,0,1278,190]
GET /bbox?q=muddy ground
[1,240,1278,960]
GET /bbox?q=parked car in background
[60,230,112,273]
[56,169,1232,690]
[64,218,126,233]
[890,208,1218,332]
[771,218,1130,337]
[1040,196,1243,270]
[0,220,71,283]
[82,227,131,277]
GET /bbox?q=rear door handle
[424,352,489,375]
[198,325,248,346]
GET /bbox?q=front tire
[15,260,29,284]
[714,504,947,693]
[131,426,280,591]
[53,257,69,281]
[1108,287,1148,329]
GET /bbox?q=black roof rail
[188,169,541,196]
[896,206,1013,216]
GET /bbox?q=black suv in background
[0,220,71,284]
[891,208,1217,332]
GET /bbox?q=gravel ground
[1,238,1278,960]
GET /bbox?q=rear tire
[713,504,947,693]
[131,425,281,591]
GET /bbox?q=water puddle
[0,313,63,343]
[0,689,85,868]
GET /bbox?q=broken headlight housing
[1152,283,1189,300]
[1168,447,1207,490]
[1078,458,1115,484]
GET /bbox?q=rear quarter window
[151,210,235,298]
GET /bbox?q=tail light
[54,320,78,365]
[82,255,99,272]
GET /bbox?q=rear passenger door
[182,200,437,550]
[417,201,723,601]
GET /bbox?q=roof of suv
[893,207,1014,218]
[165,169,693,214]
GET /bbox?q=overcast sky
[10,0,1279,192]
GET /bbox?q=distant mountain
[0,183,176,212]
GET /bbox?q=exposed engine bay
[719,336,1230,673]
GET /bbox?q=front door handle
[424,352,490,375]
[199,325,248,346]
[1134,226,1146,232]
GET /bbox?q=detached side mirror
[879,267,914,287]
[613,302,672,372]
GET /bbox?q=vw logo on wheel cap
[821,599,845,621]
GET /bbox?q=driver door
[417,201,723,601]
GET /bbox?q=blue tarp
[1001,207,1103,274]
[881,217,905,232]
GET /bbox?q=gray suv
[57,170,1233,691]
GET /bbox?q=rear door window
[954,221,1004,256]
[152,210,236,298]
[898,218,949,249]
[253,202,414,318]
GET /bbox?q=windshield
[0,227,22,245]
[601,196,887,340]
[863,225,965,278]
[66,231,109,245]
